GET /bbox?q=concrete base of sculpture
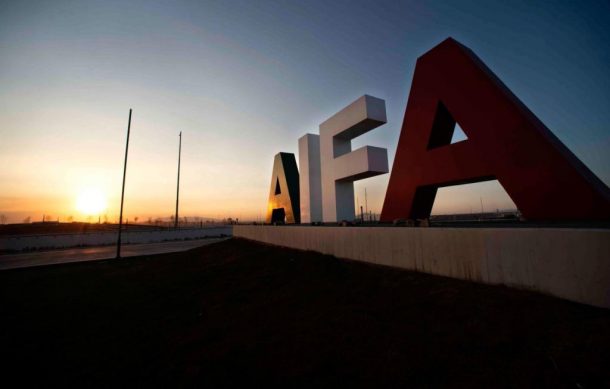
[234,225,610,309]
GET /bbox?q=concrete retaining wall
[234,225,610,309]
[1,227,232,252]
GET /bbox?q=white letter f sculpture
[299,95,389,223]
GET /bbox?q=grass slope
[1,238,608,387]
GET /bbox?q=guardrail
[0,227,232,252]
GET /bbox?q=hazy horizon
[1,1,609,224]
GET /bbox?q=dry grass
[1,238,608,387]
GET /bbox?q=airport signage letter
[380,38,610,222]
[266,152,300,224]
[300,95,389,223]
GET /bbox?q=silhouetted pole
[364,188,368,221]
[116,109,132,259]
[174,131,182,229]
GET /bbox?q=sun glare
[76,188,107,216]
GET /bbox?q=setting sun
[76,188,107,216]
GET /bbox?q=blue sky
[1,0,608,221]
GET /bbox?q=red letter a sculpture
[381,38,610,222]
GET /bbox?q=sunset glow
[0,1,608,224]
[76,188,107,216]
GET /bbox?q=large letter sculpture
[300,95,389,223]
[299,134,322,223]
[381,38,610,222]
[266,152,300,224]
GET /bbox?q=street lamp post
[116,109,132,259]
[175,131,182,229]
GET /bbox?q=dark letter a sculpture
[381,38,610,222]
[266,152,301,224]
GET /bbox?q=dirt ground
[1,238,608,387]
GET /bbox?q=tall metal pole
[364,188,368,221]
[175,131,182,229]
[116,109,132,259]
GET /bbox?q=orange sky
[2,1,608,224]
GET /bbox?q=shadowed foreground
[1,238,608,387]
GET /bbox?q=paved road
[0,238,228,271]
